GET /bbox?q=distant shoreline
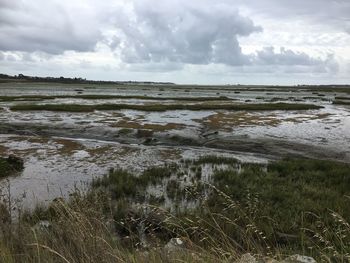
[0,73,175,86]
[1,73,350,88]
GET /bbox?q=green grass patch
[207,158,350,252]
[92,166,173,199]
[10,102,322,112]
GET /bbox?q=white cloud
[0,0,101,54]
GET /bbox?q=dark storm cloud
[0,0,101,54]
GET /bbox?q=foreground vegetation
[10,102,322,112]
[0,157,349,262]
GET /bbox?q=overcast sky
[0,0,349,85]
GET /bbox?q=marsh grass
[10,102,322,112]
[0,158,349,262]
[92,167,173,200]
[90,158,350,258]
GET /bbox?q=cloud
[238,0,350,34]
[0,0,101,54]
[255,47,326,65]
[250,47,339,73]
[110,0,262,66]
[0,0,347,84]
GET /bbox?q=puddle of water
[0,135,270,210]
[231,105,350,155]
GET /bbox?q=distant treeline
[0,73,175,85]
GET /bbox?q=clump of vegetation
[118,128,133,135]
[93,166,173,199]
[10,102,323,112]
[333,100,350,105]
[166,179,181,199]
[193,155,240,165]
[92,169,141,199]
[0,155,24,178]
[211,159,350,238]
[335,96,350,100]
[136,129,154,138]
[269,97,288,102]
[0,192,125,263]
[148,194,165,205]
[141,166,173,185]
